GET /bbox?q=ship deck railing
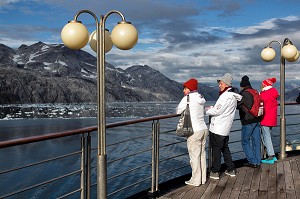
[0,102,299,199]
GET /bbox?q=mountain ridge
[0,42,219,104]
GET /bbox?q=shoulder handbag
[176,95,194,137]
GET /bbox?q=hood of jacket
[227,88,243,101]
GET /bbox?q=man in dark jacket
[296,92,300,103]
[238,76,262,168]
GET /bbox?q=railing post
[149,120,156,195]
[149,120,159,197]
[155,120,160,193]
[260,128,267,159]
[86,132,91,199]
[80,134,86,199]
[81,132,91,199]
[208,116,212,173]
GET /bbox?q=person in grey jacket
[176,78,208,186]
[206,73,242,180]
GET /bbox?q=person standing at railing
[296,92,300,103]
[260,77,279,164]
[206,73,242,180]
[237,75,262,168]
[176,78,208,186]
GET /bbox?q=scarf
[219,86,231,96]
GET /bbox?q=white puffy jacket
[176,92,208,132]
[206,88,242,136]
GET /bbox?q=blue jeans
[241,123,261,165]
[261,126,275,156]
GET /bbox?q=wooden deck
[158,154,300,199]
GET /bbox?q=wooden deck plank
[277,161,286,199]
[229,168,246,199]
[258,164,269,199]
[267,163,277,199]
[157,155,300,199]
[200,178,219,199]
[248,165,261,199]
[209,174,229,199]
[180,186,198,199]
[219,171,237,198]
[290,158,300,197]
[239,168,254,198]
[191,180,209,199]
[283,160,296,199]
[162,184,194,198]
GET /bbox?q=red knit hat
[262,77,276,87]
[183,78,198,91]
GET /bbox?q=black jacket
[237,87,262,125]
[296,92,300,104]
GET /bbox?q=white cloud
[1,1,300,88]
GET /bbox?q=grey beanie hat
[217,73,233,86]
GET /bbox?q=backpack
[243,88,264,117]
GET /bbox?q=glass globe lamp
[261,47,276,62]
[61,21,89,50]
[111,21,138,50]
[286,50,300,62]
[282,44,297,60]
[89,29,113,53]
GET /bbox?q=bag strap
[242,88,256,112]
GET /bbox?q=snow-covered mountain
[0,42,218,104]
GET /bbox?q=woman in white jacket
[176,78,208,186]
[206,73,242,180]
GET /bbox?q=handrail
[106,113,180,128]
[0,127,96,148]
[1,103,298,149]
[0,114,180,149]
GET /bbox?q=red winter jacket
[260,87,279,127]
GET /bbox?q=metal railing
[0,103,299,199]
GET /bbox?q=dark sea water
[0,102,183,199]
[0,102,299,199]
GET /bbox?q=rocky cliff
[0,42,219,104]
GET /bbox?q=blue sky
[1,0,300,89]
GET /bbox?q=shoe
[261,159,275,164]
[225,170,236,177]
[185,181,200,186]
[209,171,219,180]
[262,155,277,164]
[243,162,259,168]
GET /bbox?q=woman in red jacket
[260,77,279,164]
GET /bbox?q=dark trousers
[209,131,235,173]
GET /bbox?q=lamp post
[261,38,299,159]
[61,10,138,199]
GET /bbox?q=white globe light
[61,21,89,50]
[261,47,276,62]
[111,22,138,50]
[286,50,300,62]
[89,29,113,53]
[282,44,297,59]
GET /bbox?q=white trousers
[187,129,208,185]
